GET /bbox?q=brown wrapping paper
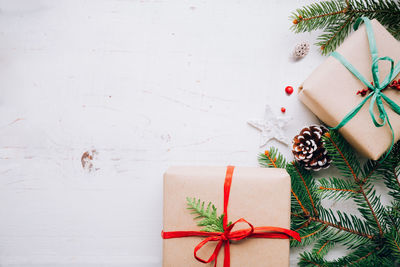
[163,166,291,267]
[299,19,400,160]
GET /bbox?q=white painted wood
[0,0,358,266]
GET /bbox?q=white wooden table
[0,0,336,266]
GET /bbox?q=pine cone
[293,41,310,59]
[292,125,331,171]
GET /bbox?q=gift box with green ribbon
[299,18,400,161]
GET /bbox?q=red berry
[285,86,294,95]
[281,107,286,113]
[397,85,400,90]
[392,80,398,86]
[357,88,368,96]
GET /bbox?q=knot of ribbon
[330,17,400,160]
[162,166,301,267]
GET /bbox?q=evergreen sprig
[259,130,400,266]
[290,0,400,54]
[186,197,231,232]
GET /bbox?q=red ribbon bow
[162,166,301,267]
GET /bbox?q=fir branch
[290,0,349,32]
[386,228,400,258]
[384,206,400,258]
[332,243,381,266]
[361,159,381,184]
[290,0,400,54]
[291,220,326,247]
[347,249,376,265]
[298,224,328,242]
[310,237,335,259]
[186,197,227,232]
[309,215,373,240]
[294,220,311,232]
[259,148,286,168]
[353,182,385,236]
[323,131,361,181]
[380,148,400,201]
[315,239,332,256]
[292,209,373,241]
[299,251,326,267]
[260,135,400,264]
[291,162,319,216]
[317,15,355,52]
[324,131,384,234]
[318,176,360,200]
[291,188,310,216]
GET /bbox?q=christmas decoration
[390,79,400,90]
[298,17,400,160]
[281,107,286,113]
[358,78,400,97]
[285,86,294,95]
[292,125,331,171]
[185,197,228,232]
[259,130,400,266]
[290,0,400,55]
[162,166,300,266]
[293,41,310,59]
[248,105,292,146]
[356,87,371,97]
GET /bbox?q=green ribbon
[330,17,400,160]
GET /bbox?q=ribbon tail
[375,93,400,162]
[162,230,222,239]
[253,226,301,242]
[368,94,387,127]
[194,238,224,264]
[381,93,400,116]
[223,241,230,267]
[288,231,301,242]
[378,116,396,162]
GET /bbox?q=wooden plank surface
[0,0,340,266]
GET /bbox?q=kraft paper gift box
[162,166,292,267]
[299,19,400,160]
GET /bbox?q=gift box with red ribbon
[162,166,300,267]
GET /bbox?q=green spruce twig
[186,197,231,232]
[260,129,400,265]
[290,0,400,54]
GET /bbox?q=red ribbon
[162,166,301,267]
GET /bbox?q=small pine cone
[293,41,310,59]
[292,125,332,171]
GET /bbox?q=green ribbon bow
[330,17,400,160]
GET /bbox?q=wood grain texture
[0,0,342,266]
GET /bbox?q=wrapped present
[162,166,300,267]
[299,18,400,160]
